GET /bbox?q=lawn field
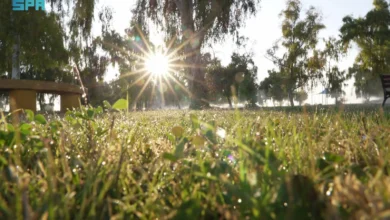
[1,105,390,219]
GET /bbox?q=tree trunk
[177,0,209,109]
[226,95,233,108]
[288,89,294,107]
[12,35,21,79]
[189,51,209,109]
[38,94,45,112]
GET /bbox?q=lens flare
[145,52,170,76]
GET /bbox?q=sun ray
[103,24,208,109]
[126,72,151,89]
[158,75,166,107]
[149,81,157,107]
[165,73,192,97]
[162,74,181,105]
[133,74,153,109]
[118,69,145,79]
[134,25,154,56]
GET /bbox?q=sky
[92,0,375,105]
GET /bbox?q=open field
[1,105,390,219]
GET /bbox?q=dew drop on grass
[216,127,226,139]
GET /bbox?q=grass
[1,104,390,219]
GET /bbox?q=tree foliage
[0,4,68,76]
[259,70,287,104]
[340,0,390,99]
[206,53,258,108]
[265,0,325,106]
[132,0,260,109]
[320,37,347,104]
[294,90,308,106]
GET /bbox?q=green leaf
[192,135,205,146]
[324,152,344,163]
[87,109,95,119]
[20,123,32,135]
[103,100,111,109]
[167,134,175,143]
[222,150,232,157]
[0,155,7,166]
[7,124,15,132]
[174,137,188,158]
[24,109,34,122]
[50,121,62,133]
[35,114,47,125]
[95,106,103,114]
[163,153,177,162]
[171,126,184,137]
[112,99,128,110]
[190,114,200,130]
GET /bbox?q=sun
[145,52,170,76]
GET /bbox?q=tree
[96,15,191,110]
[340,0,390,100]
[0,0,98,78]
[266,0,325,106]
[206,53,258,108]
[0,8,69,78]
[294,90,308,106]
[320,37,347,104]
[132,0,260,109]
[235,54,259,107]
[259,70,287,104]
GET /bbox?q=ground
[1,105,390,219]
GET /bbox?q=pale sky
[92,0,375,105]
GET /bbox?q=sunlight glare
[145,52,170,76]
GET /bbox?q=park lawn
[1,105,390,219]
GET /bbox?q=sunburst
[144,51,170,77]
[107,26,196,109]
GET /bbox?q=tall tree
[320,37,347,104]
[0,7,69,78]
[0,0,97,78]
[266,0,325,106]
[132,0,260,109]
[340,0,390,100]
[293,90,308,106]
[259,70,287,104]
[206,53,258,108]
